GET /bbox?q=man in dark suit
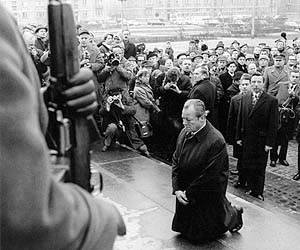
[218,61,237,139]
[227,73,251,185]
[154,67,192,160]
[188,67,216,126]
[172,99,243,243]
[236,73,279,200]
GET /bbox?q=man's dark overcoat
[236,92,279,166]
[227,93,243,158]
[187,78,217,126]
[172,122,236,241]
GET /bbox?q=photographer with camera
[78,29,104,73]
[153,67,192,161]
[99,88,150,157]
[97,45,133,94]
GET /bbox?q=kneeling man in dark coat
[171,99,243,243]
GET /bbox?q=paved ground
[91,141,300,250]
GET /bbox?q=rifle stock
[48,0,91,192]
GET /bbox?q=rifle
[47,0,99,192]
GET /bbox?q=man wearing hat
[128,59,153,92]
[231,40,240,50]
[147,51,160,70]
[264,53,289,96]
[257,54,269,74]
[275,39,286,54]
[34,25,48,51]
[240,44,248,56]
[231,49,239,62]
[258,42,267,48]
[191,54,203,70]
[174,52,187,68]
[215,44,224,56]
[236,53,247,73]
[245,54,255,67]
[207,51,218,68]
[215,55,228,76]
[78,29,103,74]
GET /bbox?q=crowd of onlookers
[21,24,300,192]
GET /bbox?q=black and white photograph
[1,0,300,249]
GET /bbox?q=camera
[107,94,121,104]
[81,49,91,68]
[105,53,120,67]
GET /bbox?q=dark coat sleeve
[178,75,192,99]
[227,97,238,144]
[185,139,228,201]
[172,130,186,194]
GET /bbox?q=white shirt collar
[191,120,207,136]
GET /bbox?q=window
[22,12,28,19]
[96,8,102,16]
[37,12,44,18]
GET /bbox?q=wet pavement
[91,141,300,250]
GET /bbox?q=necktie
[252,93,259,107]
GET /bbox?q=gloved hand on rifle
[62,67,98,117]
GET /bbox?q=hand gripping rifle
[47,0,99,192]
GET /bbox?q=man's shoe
[139,145,150,157]
[102,145,109,152]
[247,191,264,201]
[229,206,243,233]
[234,182,246,189]
[270,161,276,167]
[230,170,239,175]
[279,159,289,166]
[257,194,264,201]
[292,173,300,181]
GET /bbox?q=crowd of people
[22,24,300,200]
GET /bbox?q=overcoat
[236,92,279,166]
[133,82,157,122]
[172,122,236,241]
[187,78,217,126]
[263,65,289,96]
[227,93,243,158]
[155,73,192,118]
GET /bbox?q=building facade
[277,0,300,20]
[0,0,106,26]
[0,0,299,26]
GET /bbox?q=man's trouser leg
[104,123,118,147]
